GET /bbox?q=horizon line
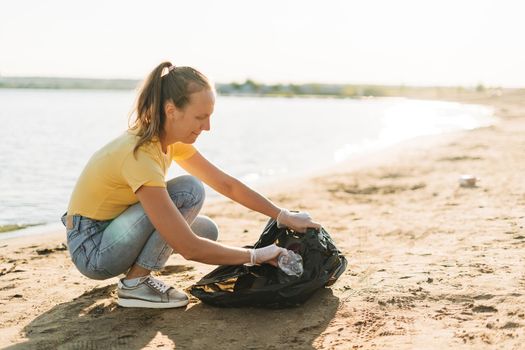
[1,75,523,90]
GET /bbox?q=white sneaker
[117,275,189,308]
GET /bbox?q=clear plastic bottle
[278,250,304,277]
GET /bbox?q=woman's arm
[177,151,321,231]
[177,151,280,218]
[136,185,284,264]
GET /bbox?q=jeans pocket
[69,238,113,280]
[67,216,96,272]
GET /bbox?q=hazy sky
[1,0,524,87]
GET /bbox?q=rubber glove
[276,208,322,233]
[247,244,287,265]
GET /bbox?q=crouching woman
[61,62,320,308]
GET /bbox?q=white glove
[247,244,287,265]
[276,208,321,233]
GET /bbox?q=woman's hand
[251,244,287,267]
[276,209,321,233]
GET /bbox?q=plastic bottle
[278,250,304,277]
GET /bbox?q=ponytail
[129,61,212,157]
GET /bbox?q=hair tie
[161,65,176,77]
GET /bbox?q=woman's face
[164,88,215,144]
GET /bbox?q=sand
[1,90,524,349]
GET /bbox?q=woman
[61,62,320,309]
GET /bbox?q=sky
[1,0,524,87]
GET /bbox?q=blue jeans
[61,175,219,280]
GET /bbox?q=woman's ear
[165,100,184,121]
[164,100,176,120]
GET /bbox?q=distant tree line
[215,79,386,97]
[0,76,386,96]
[0,76,507,98]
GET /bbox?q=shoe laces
[146,276,171,294]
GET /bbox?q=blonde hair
[129,61,211,156]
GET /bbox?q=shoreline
[1,91,524,349]
[0,128,461,242]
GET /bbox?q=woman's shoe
[117,275,189,308]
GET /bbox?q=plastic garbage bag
[189,218,347,308]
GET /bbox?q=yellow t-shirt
[67,130,197,220]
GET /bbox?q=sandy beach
[1,89,524,349]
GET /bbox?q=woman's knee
[166,175,205,206]
[191,215,219,241]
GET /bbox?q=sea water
[0,89,495,230]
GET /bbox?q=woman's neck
[159,133,169,154]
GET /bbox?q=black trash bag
[189,218,347,308]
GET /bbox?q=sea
[0,89,496,237]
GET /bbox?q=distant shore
[1,76,518,99]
